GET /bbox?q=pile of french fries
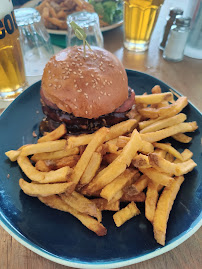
[36,0,95,30]
[5,85,198,245]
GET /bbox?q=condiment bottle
[159,7,184,50]
[163,16,191,62]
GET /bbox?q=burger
[40,46,135,134]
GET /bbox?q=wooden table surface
[0,0,201,268]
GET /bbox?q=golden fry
[38,124,66,143]
[39,195,107,236]
[153,176,184,245]
[145,181,160,223]
[19,178,75,197]
[113,202,140,227]
[172,133,192,143]
[135,92,173,104]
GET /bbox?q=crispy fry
[20,140,66,156]
[135,92,173,104]
[17,156,72,183]
[130,174,149,194]
[19,178,75,197]
[152,85,162,94]
[145,181,160,223]
[140,168,173,186]
[132,154,151,169]
[172,133,192,143]
[121,192,146,202]
[113,202,140,227]
[117,136,154,154]
[38,124,66,143]
[5,150,20,162]
[67,119,137,149]
[79,152,102,186]
[84,129,142,194]
[100,169,138,202]
[35,160,51,172]
[140,113,187,134]
[148,153,197,176]
[140,122,198,143]
[39,195,107,236]
[92,198,120,211]
[70,127,108,184]
[138,97,188,119]
[60,191,102,222]
[153,142,183,161]
[31,147,79,162]
[153,176,184,245]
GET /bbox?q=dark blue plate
[0,70,201,268]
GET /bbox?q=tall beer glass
[0,0,26,100]
[124,0,164,52]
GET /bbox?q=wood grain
[0,0,201,268]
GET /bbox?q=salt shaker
[163,16,191,62]
[159,7,184,50]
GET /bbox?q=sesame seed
[74,98,77,102]
[49,83,52,87]
[69,69,72,71]
[79,63,83,66]
[74,84,78,88]
[80,76,84,79]
[72,62,75,65]
[98,96,101,100]
[74,79,76,82]
[85,111,88,114]
[48,70,51,74]
[90,104,92,108]
[77,89,82,92]
[97,77,100,81]
[85,83,89,86]
[58,85,62,88]
[91,74,94,78]
[108,93,111,96]
[73,71,77,74]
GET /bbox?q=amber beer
[0,0,26,100]
[124,0,164,52]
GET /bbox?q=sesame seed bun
[41,46,128,119]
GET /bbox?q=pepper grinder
[159,7,184,50]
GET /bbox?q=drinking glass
[66,11,103,48]
[0,0,27,101]
[123,0,165,52]
[14,8,54,76]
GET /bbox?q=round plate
[21,0,123,34]
[0,70,201,268]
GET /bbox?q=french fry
[151,85,162,94]
[31,147,79,162]
[39,195,107,236]
[140,122,198,143]
[139,117,161,130]
[148,153,197,176]
[100,169,138,202]
[121,192,146,202]
[37,124,66,143]
[67,119,137,149]
[117,136,154,154]
[84,129,142,194]
[138,96,188,119]
[153,176,184,245]
[17,156,72,183]
[5,150,20,162]
[19,178,75,197]
[130,174,149,194]
[135,92,173,104]
[92,198,120,211]
[140,113,187,134]
[70,127,108,184]
[145,181,160,223]
[132,154,151,169]
[172,133,192,143]
[153,142,183,161]
[43,155,80,170]
[60,191,102,222]
[181,149,193,161]
[35,159,51,172]
[154,148,167,158]
[113,202,140,227]
[20,140,66,156]
[165,152,174,163]
[140,168,173,186]
[79,152,102,186]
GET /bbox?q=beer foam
[0,0,13,20]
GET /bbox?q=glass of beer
[0,0,27,101]
[123,0,165,52]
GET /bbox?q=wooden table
[0,0,201,268]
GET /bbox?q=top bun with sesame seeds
[40,46,135,134]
